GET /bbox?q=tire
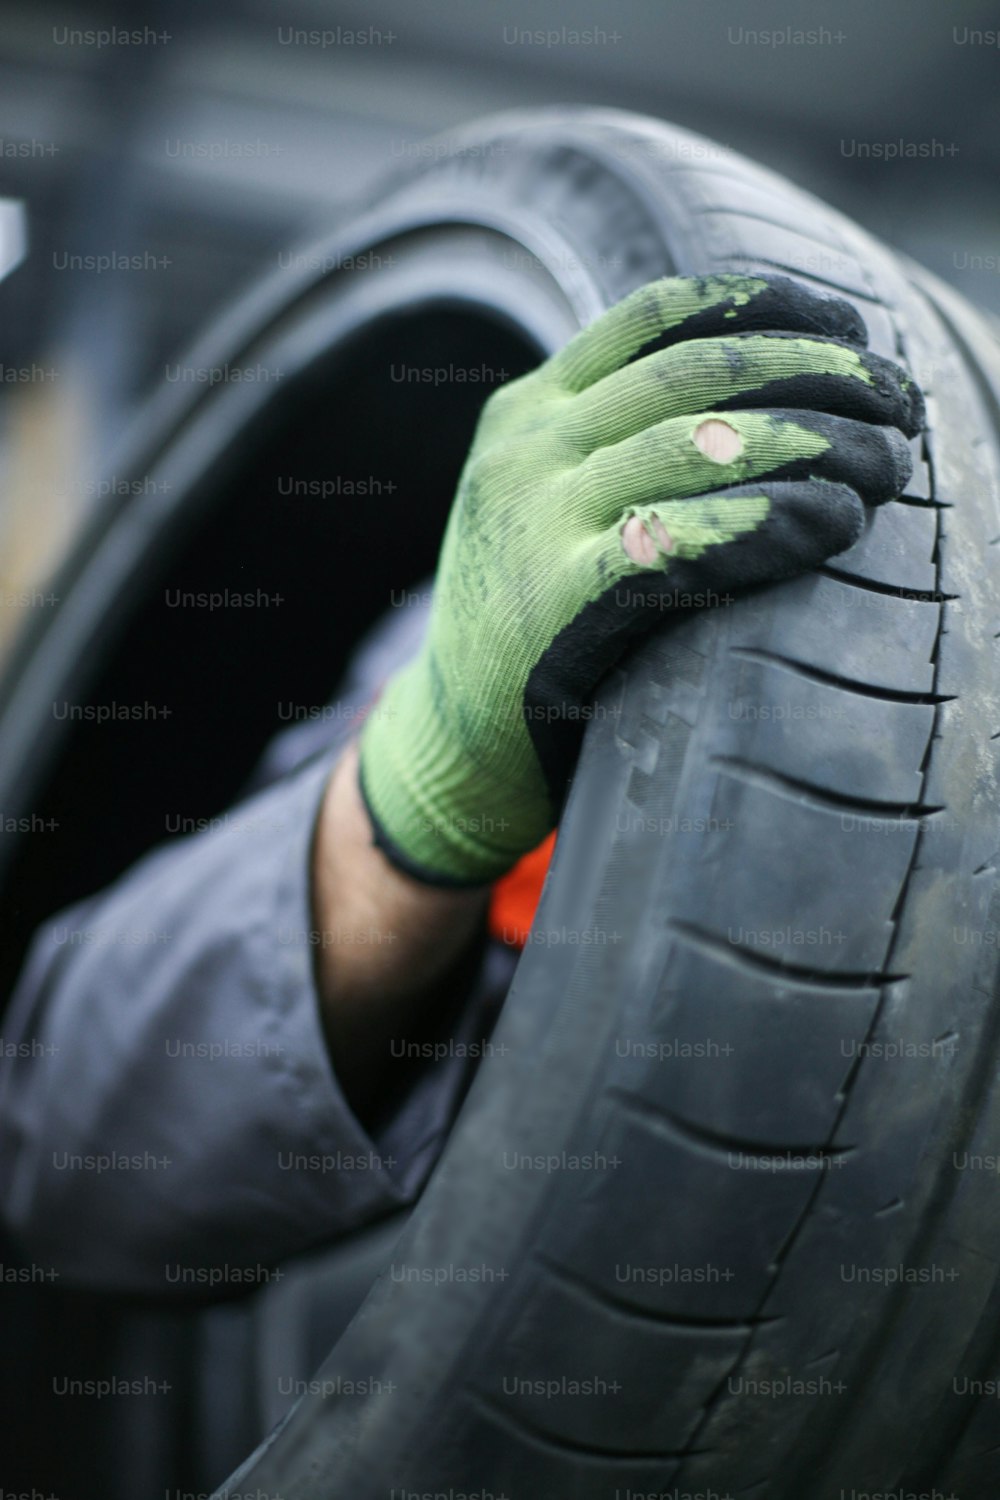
[3,107,1000,1498]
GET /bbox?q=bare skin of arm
[311,738,490,1129]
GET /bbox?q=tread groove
[728,645,954,704]
[710,753,943,819]
[605,1085,855,1165]
[534,1254,780,1335]
[819,564,958,603]
[667,919,899,989]
[467,1393,696,1463]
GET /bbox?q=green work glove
[359,272,924,884]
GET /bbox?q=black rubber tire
[207,108,1000,1500]
[2,106,998,1498]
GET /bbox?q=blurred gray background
[0,0,997,624]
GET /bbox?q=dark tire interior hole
[2,307,539,995]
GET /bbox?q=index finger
[547,272,869,394]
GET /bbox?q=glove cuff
[357,656,550,886]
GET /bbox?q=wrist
[358,656,551,884]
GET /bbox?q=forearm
[311,738,490,1129]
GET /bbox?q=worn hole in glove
[693,417,744,463]
[621,512,675,563]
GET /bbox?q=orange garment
[488,829,557,949]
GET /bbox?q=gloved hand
[359,272,924,884]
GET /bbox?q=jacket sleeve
[0,591,515,1296]
[0,744,508,1297]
